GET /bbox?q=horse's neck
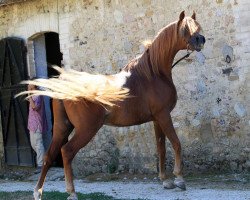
[158,48,178,79]
[125,24,180,80]
[150,24,179,78]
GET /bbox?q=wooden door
[0,38,35,166]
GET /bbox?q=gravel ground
[0,168,249,200]
[0,179,249,200]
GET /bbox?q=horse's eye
[182,28,189,38]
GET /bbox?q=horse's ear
[179,11,185,21]
[191,11,196,20]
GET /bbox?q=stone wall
[0,0,31,6]
[0,0,249,174]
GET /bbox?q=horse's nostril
[203,37,206,44]
[201,36,206,44]
[196,37,199,43]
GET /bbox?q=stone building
[0,0,249,175]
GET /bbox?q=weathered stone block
[234,103,247,117]
[222,44,234,63]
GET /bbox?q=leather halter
[172,50,193,68]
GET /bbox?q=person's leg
[34,131,45,167]
[29,132,36,151]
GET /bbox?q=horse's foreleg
[153,122,175,189]
[34,100,73,200]
[154,122,167,180]
[155,111,185,190]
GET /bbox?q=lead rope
[172,50,193,68]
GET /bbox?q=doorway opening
[29,32,63,167]
[44,32,62,77]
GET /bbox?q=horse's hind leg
[61,131,99,200]
[154,110,186,190]
[62,102,106,200]
[154,122,175,189]
[34,100,73,200]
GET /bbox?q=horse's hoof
[33,189,42,200]
[67,193,78,200]
[174,177,186,190]
[163,179,176,189]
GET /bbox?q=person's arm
[28,84,42,111]
[29,96,41,111]
[28,97,36,109]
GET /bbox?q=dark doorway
[44,32,62,78]
[32,32,63,167]
[44,32,63,167]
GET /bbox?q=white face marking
[111,71,131,88]
[186,17,200,35]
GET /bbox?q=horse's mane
[124,22,178,79]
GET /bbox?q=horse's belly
[104,104,152,127]
[104,116,152,127]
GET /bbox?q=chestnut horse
[23,11,205,200]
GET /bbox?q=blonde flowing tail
[16,67,130,107]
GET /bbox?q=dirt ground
[0,167,249,200]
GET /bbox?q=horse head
[177,11,205,52]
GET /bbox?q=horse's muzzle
[189,33,206,52]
